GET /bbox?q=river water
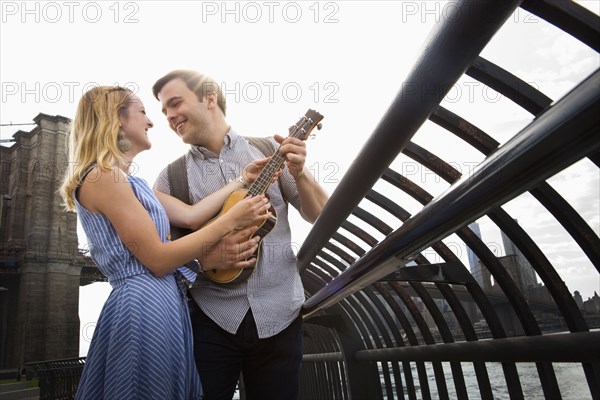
[379,361,593,399]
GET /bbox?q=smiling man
[152,70,329,400]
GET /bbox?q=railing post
[313,304,382,400]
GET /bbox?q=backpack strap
[244,136,288,205]
[167,155,193,240]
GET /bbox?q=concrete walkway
[0,381,40,400]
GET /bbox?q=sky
[1,1,598,356]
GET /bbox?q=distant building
[573,290,584,309]
[500,221,538,289]
[583,292,600,315]
[467,222,484,287]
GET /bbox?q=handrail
[303,69,600,317]
[354,331,600,363]
[296,0,523,272]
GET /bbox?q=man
[152,70,329,400]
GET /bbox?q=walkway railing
[26,358,85,400]
[297,0,600,399]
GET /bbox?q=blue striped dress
[75,171,202,400]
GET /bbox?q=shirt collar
[189,127,241,159]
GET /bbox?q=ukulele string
[246,116,311,197]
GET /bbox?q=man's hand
[274,134,329,223]
[274,134,307,180]
[198,226,261,271]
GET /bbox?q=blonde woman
[60,86,270,400]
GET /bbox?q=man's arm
[294,168,329,223]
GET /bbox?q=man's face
[158,78,208,145]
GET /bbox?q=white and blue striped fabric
[75,171,202,400]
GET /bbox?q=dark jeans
[188,299,303,400]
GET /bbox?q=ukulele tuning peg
[309,133,316,140]
[317,123,323,130]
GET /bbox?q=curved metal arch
[335,299,385,398]
[407,122,585,400]
[430,102,600,274]
[345,293,399,399]
[521,0,600,53]
[389,281,453,399]
[373,282,425,400]
[322,158,540,360]
[296,0,525,270]
[304,261,412,399]
[425,106,594,336]
[300,296,350,399]
[350,184,504,356]
[362,287,409,399]
[313,250,345,277]
[322,241,355,267]
[463,57,600,270]
[309,257,339,281]
[296,1,600,399]
[434,283,494,399]
[383,166,543,335]
[340,218,379,248]
[466,56,552,115]
[330,231,366,258]
[428,60,595,335]
[301,322,346,400]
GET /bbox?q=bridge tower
[0,114,83,369]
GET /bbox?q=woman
[60,86,270,399]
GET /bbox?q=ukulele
[203,109,324,284]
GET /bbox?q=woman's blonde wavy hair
[60,86,133,211]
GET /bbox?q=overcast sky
[1,1,598,356]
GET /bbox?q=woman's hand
[197,227,261,271]
[225,195,271,229]
[241,157,281,185]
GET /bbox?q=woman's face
[120,94,154,154]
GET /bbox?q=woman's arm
[155,179,245,230]
[78,166,267,276]
[156,157,271,230]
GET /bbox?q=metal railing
[297,0,600,399]
[26,358,85,400]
